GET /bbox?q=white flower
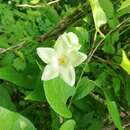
[55,32,81,52]
[37,45,87,87]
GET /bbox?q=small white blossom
[37,32,87,86]
[55,32,81,52]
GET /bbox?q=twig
[90,92,105,104]
[91,30,97,51]
[93,55,118,66]
[88,17,130,63]
[123,122,130,128]
[16,4,45,8]
[103,114,130,130]
[37,9,85,42]
[0,41,25,55]
[16,0,60,8]
[48,0,60,5]
[36,1,90,42]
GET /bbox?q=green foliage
[13,57,26,71]
[0,84,16,110]
[44,78,75,118]
[74,77,96,101]
[25,76,45,101]
[120,50,130,74]
[103,88,124,130]
[100,0,119,54]
[117,0,130,17]
[0,107,36,130]
[0,0,130,129]
[89,0,107,33]
[0,66,34,88]
[60,120,76,130]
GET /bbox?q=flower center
[58,55,68,65]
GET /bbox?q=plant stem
[16,0,60,8]
[68,17,130,109]
[0,41,26,55]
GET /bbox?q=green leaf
[74,72,107,101]
[103,88,123,130]
[99,0,119,53]
[74,77,96,101]
[0,66,35,88]
[112,77,121,95]
[117,0,130,17]
[1,52,15,66]
[87,119,102,130]
[43,7,60,24]
[120,50,130,75]
[0,35,9,48]
[44,78,75,118]
[13,57,26,71]
[24,71,45,102]
[119,0,130,10]
[89,0,107,32]
[102,36,115,54]
[51,110,60,130]
[95,72,107,87]
[60,120,76,130]
[0,84,15,110]
[0,107,36,130]
[25,78,45,102]
[99,0,114,18]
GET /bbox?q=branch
[87,17,130,64]
[16,0,60,8]
[0,41,25,55]
[16,4,45,8]
[37,9,85,42]
[48,0,60,5]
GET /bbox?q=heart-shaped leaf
[44,78,75,118]
[0,107,36,130]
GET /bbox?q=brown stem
[103,114,130,130]
[37,9,85,42]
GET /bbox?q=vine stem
[68,17,130,109]
[16,0,60,8]
[0,41,26,55]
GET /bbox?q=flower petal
[54,32,81,54]
[60,65,75,87]
[68,51,87,67]
[37,47,57,64]
[67,32,79,44]
[41,65,59,80]
[67,32,81,51]
[54,33,68,55]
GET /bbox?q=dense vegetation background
[0,0,130,130]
